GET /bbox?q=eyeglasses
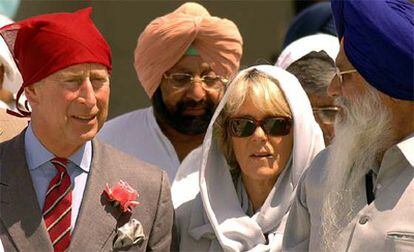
[335,67,357,84]
[163,72,228,91]
[312,106,340,125]
[227,116,293,138]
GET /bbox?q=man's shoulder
[0,130,25,158]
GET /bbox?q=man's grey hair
[286,50,335,94]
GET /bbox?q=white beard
[321,86,393,250]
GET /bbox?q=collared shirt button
[359,216,369,225]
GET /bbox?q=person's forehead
[168,55,212,72]
[52,63,109,77]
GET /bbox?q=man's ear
[24,83,41,106]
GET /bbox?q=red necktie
[42,157,72,251]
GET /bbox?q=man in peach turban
[99,2,243,182]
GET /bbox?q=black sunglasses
[227,116,293,137]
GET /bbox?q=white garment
[173,65,325,251]
[98,106,180,182]
[283,133,414,251]
[275,34,339,69]
[0,15,23,96]
[0,100,7,109]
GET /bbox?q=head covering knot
[134,2,243,97]
[332,0,414,101]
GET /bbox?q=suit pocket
[385,231,414,252]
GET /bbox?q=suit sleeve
[147,171,175,252]
[282,170,311,251]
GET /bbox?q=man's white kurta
[98,106,180,182]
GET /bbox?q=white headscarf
[0,14,23,96]
[173,65,324,251]
[275,34,339,70]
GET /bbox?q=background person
[99,2,243,182]
[282,1,336,49]
[0,14,28,143]
[276,34,339,144]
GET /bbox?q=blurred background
[11,0,324,119]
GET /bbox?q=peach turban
[134,2,243,97]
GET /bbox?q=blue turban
[332,0,414,101]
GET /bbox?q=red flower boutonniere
[104,180,140,213]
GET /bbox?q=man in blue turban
[283,0,414,251]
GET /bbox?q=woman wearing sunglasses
[172,65,324,251]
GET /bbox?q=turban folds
[0,7,111,116]
[134,2,243,97]
[332,0,414,101]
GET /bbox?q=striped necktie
[42,157,72,251]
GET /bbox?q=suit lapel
[0,132,53,251]
[69,139,118,250]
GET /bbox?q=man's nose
[186,77,207,102]
[327,75,341,98]
[79,78,97,107]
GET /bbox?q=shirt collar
[25,123,91,172]
[395,132,414,168]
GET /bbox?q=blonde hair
[214,68,292,169]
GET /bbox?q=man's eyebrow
[54,72,82,79]
[90,71,109,78]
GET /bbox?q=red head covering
[0,7,112,117]
[135,2,243,97]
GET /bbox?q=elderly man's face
[27,63,110,152]
[327,42,373,122]
[156,55,224,135]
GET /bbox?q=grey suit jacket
[0,131,174,251]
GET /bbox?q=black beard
[152,88,215,135]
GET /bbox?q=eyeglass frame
[312,106,340,125]
[163,72,228,91]
[335,68,358,84]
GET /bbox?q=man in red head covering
[99,2,243,182]
[0,8,173,251]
